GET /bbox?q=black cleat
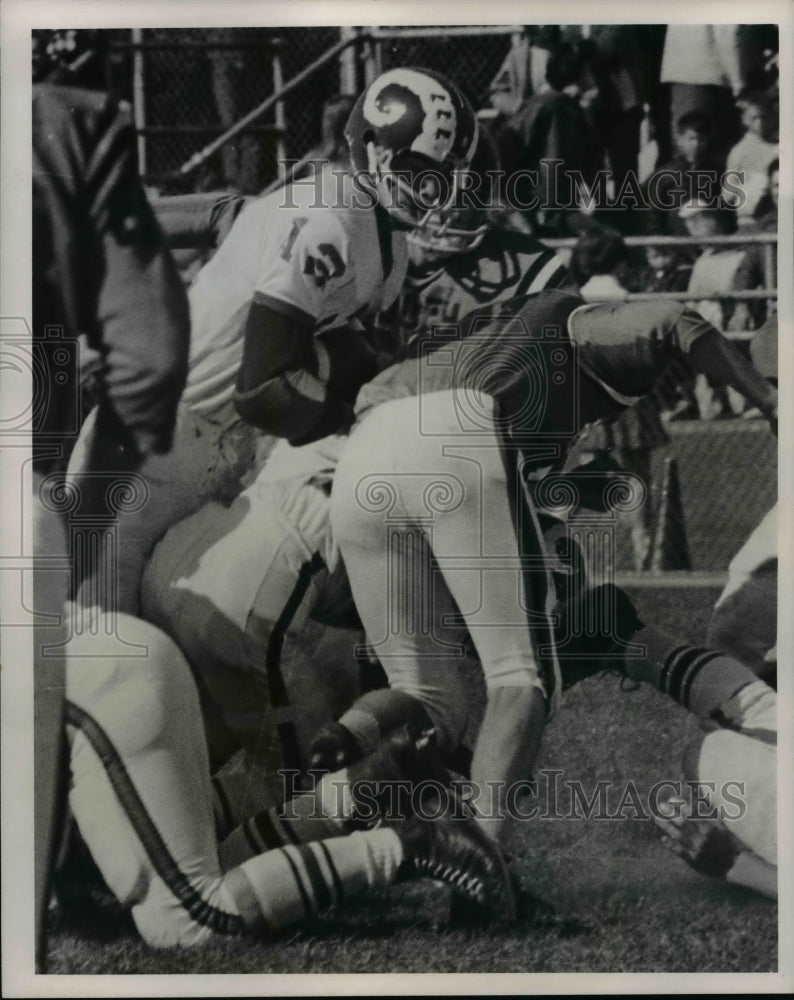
[344,723,454,824]
[308,721,364,773]
[395,789,517,925]
[555,583,645,691]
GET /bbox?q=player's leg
[67,618,511,944]
[330,406,475,755]
[64,614,409,946]
[572,591,777,864]
[332,393,555,841]
[141,473,340,772]
[67,404,253,616]
[706,503,777,679]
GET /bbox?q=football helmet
[406,125,501,259]
[345,68,479,238]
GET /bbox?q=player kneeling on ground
[51,613,515,949]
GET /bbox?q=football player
[140,126,570,777]
[329,291,778,846]
[558,584,776,899]
[68,67,480,615]
[372,125,569,357]
[706,318,778,683]
[53,611,513,950]
[31,31,191,968]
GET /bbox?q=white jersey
[183,169,408,415]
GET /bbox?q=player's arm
[665,303,778,431]
[152,192,249,251]
[234,302,359,445]
[234,213,381,445]
[681,320,778,434]
[469,686,546,844]
[87,95,191,462]
[578,301,778,435]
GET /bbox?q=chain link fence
[107,27,348,194]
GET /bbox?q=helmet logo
[362,68,459,165]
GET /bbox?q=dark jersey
[33,84,189,471]
[373,226,569,353]
[356,290,714,465]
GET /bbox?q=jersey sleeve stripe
[253,290,316,328]
[514,253,568,297]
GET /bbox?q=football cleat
[344,723,453,824]
[555,583,645,691]
[308,721,364,773]
[395,789,517,924]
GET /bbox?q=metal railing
[115,31,287,186]
[165,32,368,185]
[545,232,777,309]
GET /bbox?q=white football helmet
[345,67,480,240]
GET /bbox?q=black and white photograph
[1,0,792,994]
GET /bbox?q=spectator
[681,198,744,328]
[637,245,699,421]
[488,25,561,117]
[751,156,779,232]
[660,25,744,161]
[497,42,599,236]
[568,226,668,570]
[680,198,747,416]
[723,91,778,227]
[640,244,693,294]
[729,158,778,332]
[645,111,724,235]
[561,26,646,232]
[569,225,631,299]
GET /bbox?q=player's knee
[66,616,197,754]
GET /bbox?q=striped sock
[630,628,759,717]
[211,770,281,840]
[218,794,345,871]
[228,828,403,933]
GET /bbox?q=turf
[45,585,777,975]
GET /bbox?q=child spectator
[680,198,744,328]
[723,92,778,227]
[752,157,779,232]
[641,245,693,293]
[729,158,778,332]
[680,198,747,416]
[645,112,724,235]
[569,225,631,299]
[638,246,699,419]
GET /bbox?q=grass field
[45,584,777,976]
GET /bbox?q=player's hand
[652,797,740,878]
